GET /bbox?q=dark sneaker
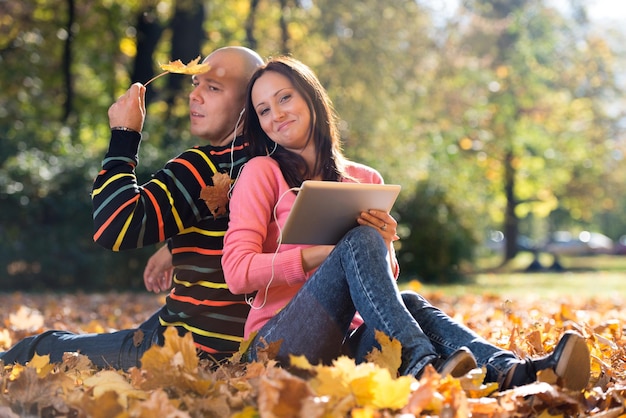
[435,347,478,378]
[501,330,590,391]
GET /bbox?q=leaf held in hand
[159,56,210,75]
[145,56,210,86]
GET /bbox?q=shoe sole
[439,349,478,378]
[554,332,590,391]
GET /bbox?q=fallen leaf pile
[1,290,625,417]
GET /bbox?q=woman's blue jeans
[248,226,519,383]
[0,308,166,370]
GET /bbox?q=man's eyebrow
[192,74,224,87]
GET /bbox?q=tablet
[280,180,401,245]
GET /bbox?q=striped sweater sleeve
[91,130,221,251]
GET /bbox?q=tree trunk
[132,10,163,104]
[503,149,519,261]
[167,0,205,105]
[62,0,75,122]
[278,0,290,53]
[245,0,260,49]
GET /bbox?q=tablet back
[280,181,401,245]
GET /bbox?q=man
[0,46,264,369]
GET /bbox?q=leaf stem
[144,71,169,86]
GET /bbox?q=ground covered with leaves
[0,290,625,417]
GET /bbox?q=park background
[1,0,626,291]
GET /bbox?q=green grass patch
[418,254,626,299]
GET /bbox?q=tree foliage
[0,0,624,288]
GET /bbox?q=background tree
[0,0,623,289]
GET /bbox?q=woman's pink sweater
[222,156,384,339]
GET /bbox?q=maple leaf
[137,327,214,395]
[200,172,231,217]
[307,355,414,411]
[145,56,210,86]
[68,390,124,418]
[365,330,402,375]
[9,305,44,332]
[127,388,189,418]
[5,366,75,416]
[28,353,55,377]
[257,367,315,418]
[83,370,147,409]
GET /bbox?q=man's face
[188,51,247,146]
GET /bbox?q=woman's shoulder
[240,155,281,177]
[237,156,283,187]
[343,160,384,184]
[245,155,280,169]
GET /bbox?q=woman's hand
[301,245,335,273]
[358,209,400,277]
[357,209,399,247]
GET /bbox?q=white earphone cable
[246,186,300,310]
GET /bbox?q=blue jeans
[0,308,166,370]
[248,226,519,383]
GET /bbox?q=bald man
[0,47,264,369]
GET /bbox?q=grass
[418,253,626,299]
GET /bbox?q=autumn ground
[1,261,626,417]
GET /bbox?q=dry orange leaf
[200,172,231,217]
[144,56,210,86]
[159,56,209,74]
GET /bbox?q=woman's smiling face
[251,71,313,154]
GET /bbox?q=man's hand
[143,244,174,293]
[108,82,146,132]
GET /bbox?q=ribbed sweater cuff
[105,129,142,164]
[281,248,308,287]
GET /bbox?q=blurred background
[1,0,625,290]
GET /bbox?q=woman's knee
[344,225,385,248]
[400,291,431,311]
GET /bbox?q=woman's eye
[279,94,291,103]
[259,108,269,116]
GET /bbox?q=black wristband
[111,126,139,134]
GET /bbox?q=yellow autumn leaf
[365,330,402,374]
[231,406,259,418]
[145,56,210,86]
[83,370,148,408]
[351,407,375,418]
[28,353,55,377]
[365,368,414,410]
[138,326,214,395]
[159,55,209,74]
[289,354,314,371]
[308,355,414,411]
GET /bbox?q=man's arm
[91,85,224,251]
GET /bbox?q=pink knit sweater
[222,156,385,338]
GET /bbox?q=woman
[222,56,590,390]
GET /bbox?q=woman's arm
[223,158,310,294]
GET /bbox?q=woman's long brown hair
[243,56,347,188]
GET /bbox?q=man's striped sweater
[91,130,250,359]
